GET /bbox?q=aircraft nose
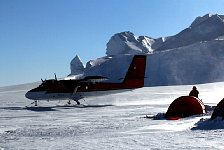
[25,90,45,100]
[25,91,34,100]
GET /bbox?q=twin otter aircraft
[25,55,146,106]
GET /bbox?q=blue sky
[0,0,224,86]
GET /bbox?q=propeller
[41,78,46,83]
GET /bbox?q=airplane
[25,55,147,106]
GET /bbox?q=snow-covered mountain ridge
[70,14,224,86]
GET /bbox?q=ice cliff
[69,55,85,76]
[70,13,224,86]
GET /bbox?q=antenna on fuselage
[54,73,57,80]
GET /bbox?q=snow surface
[1,82,224,149]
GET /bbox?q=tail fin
[123,55,146,88]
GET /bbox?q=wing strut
[71,86,81,105]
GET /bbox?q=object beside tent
[165,96,206,120]
[211,98,224,120]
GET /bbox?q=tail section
[123,55,146,88]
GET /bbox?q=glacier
[70,13,224,86]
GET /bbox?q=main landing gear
[67,100,80,105]
[34,100,38,106]
[76,100,80,105]
[26,100,38,107]
[67,100,71,105]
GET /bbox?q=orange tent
[211,98,224,120]
[165,96,206,120]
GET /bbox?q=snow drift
[70,13,224,86]
[211,98,224,120]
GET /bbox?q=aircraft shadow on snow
[0,106,57,112]
[0,104,113,112]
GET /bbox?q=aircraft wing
[81,76,108,83]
